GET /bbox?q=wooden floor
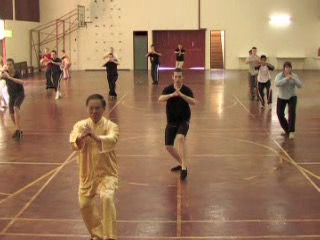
[0,69,319,239]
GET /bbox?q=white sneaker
[289,132,295,139]
[55,91,59,100]
[59,91,62,98]
[268,104,272,110]
[260,104,265,109]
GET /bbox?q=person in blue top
[275,61,302,139]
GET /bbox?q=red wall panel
[15,0,40,22]
[0,0,14,20]
[153,30,205,68]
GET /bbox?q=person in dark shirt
[174,44,186,69]
[145,44,162,85]
[0,58,25,139]
[159,68,196,180]
[49,50,63,100]
[40,48,54,89]
[103,53,119,100]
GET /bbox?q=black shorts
[165,122,189,146]
[9,94,25,114]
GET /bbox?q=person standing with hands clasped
[275,61,302,139]
[174,44,186,69]
[159,68,196,180]
[145,44,162,85]
[103,53,119,100]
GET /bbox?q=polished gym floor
[0,69,319,239]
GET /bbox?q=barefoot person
[159,68,196,180]
[70,94,120,240]
[275,61,302,139]
[61,50,71,79]
[0,58,25,139]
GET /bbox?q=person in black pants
[104,53,119,100]
[50,50,63,100]
[40,48,54,89]
[145,44,162,85]
[275,61,302,139]
[159,68,196,180]
[0,58,25,140]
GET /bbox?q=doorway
[133,31,148,70]
[210,30,225,69]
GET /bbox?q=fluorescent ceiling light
[269,15,292,26]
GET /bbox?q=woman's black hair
[86,94,107,108]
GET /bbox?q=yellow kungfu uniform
[70,117,119,240]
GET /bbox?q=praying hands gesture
[76,124,102,147]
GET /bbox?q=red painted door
[153,30,205,69]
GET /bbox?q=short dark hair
[150,44,155,47]
[61,50,65,53]
[252,47,257,50]
[173,68,183,74]
[249,50,252,54]
[51,50,57,54]
[7,58,14,65]
[86,94,107,108]
[260,55,267,60]
[283,61,292,69]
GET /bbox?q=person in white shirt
[255,55,275,109]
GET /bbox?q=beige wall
[5,20,39,65]
[6,0,320,70]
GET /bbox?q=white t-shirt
[246,55,260,76]
[258,65,271,83]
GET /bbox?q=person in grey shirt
[275,61,302,139]
[245,47,260,100]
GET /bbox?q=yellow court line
[0,151,77,234]
[0,192,10,196]
[233,95,320,191]
[0,157,76,206]
[2,217,320,223]
[0,161,61,165]
[233,95,255,118]
[107,92,128,114]
[1,232,320,239]
[176,178,182,238]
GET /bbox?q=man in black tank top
[159,68,196,180]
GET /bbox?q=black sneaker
[18,130,23,140]
[180,169,188,180]
[171,165,182,172]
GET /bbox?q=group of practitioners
[245,46,302,139]
[145,43,186,84]
[40,48,72,100]
[0,43,303,239]
[70,43,191,240]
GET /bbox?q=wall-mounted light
[269,15,292,26]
